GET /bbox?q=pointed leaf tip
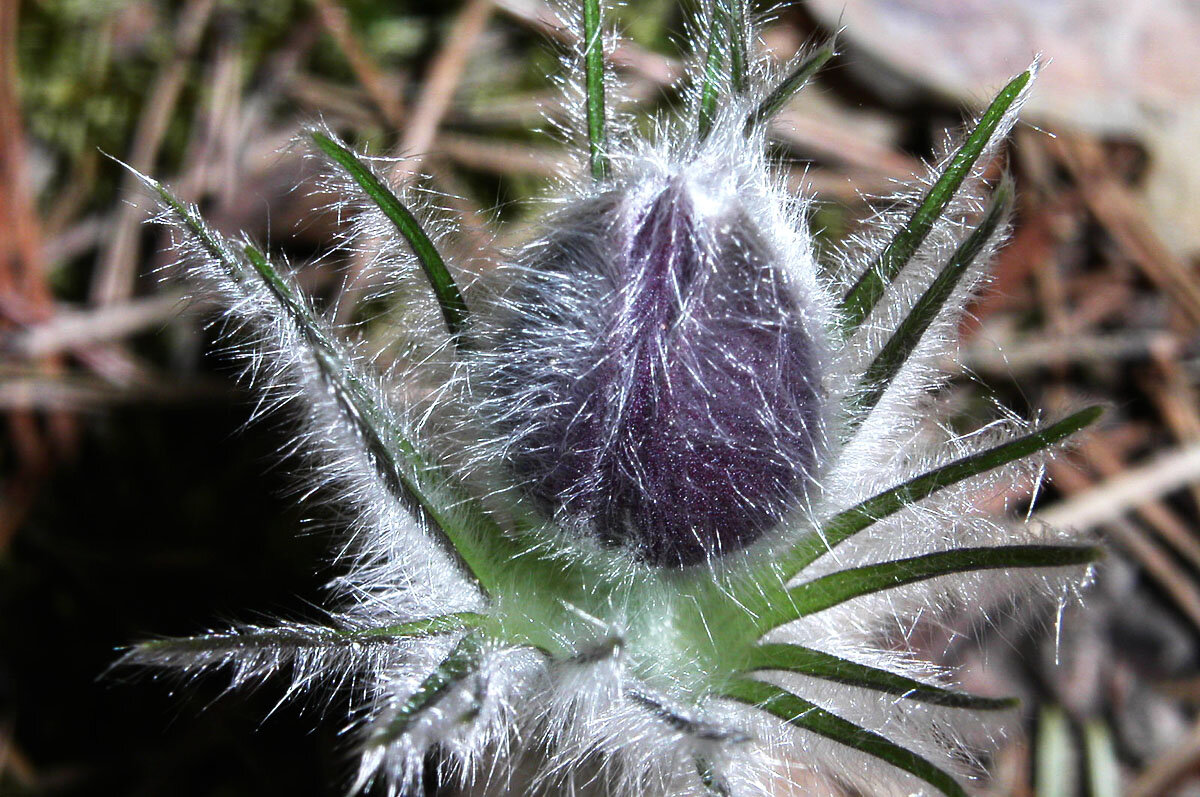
[838,68,1033,333]
[746,37,836,133]
[307,129,471,345]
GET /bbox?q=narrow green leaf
[582,0,609,180]
[371,632,484,746]
[307,130,470,343]
[850,177,1014,424]
[763,545,1101,631]
[139,174,507,591]
[723,0,748,94]
[154,188,409,513]
[838,69,1032,333]
[696,5,726,140]
[721,677,967,797]
[131,612,486,658]
[742,642,1017,710]
[351,613,487,640]
[776,406,1102,581]
[241,243,487,585]
[136,176,595,637]
[745,38,835,133]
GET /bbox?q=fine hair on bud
[116,3,1100,797]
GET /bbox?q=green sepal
[849,176,1015,425]
[720,677,967,797]
[582,0,609,180]
[744,38,835,133]
[742,642,1017,710]
[775,406,1102,582]
[307,130,471,345]
[838,69,1032,333]
[370,631,485,747]
[762,544,1101,631]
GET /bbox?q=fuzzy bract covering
[118,2,1099,797]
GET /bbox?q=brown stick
[90,0,217,306]
[390,0,494,180]
[0,0,82,549]
[1051,133,1200,328]
[312,0,405,126]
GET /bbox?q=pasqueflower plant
[120,1,1101,795]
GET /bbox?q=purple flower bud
[494,176,823,566]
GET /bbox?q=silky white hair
[119,3,1096,796]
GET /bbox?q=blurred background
[4,0,1200,794]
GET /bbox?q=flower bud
[493,174,823,566]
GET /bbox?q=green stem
[582,0,609,180]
